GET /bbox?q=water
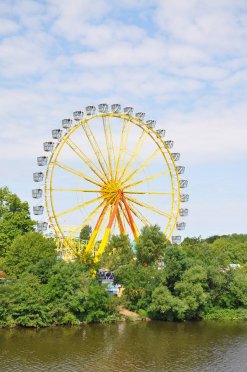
[1,321,247,371]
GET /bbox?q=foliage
[0,229,119,327]
[113,231,247,321]
[1,187,247,327]
[80,225,92,241]
[102,234,134,271]
[4,232,57,283]
[0,187,34,256]
[135,225,166,266]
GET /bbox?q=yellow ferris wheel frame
[44,111,182,261]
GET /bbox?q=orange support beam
[116,210,125,234]
[121,193,138,240]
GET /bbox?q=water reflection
[0,321,247,371]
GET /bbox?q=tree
[80,225,92,241]
[174,266,208,319]
[4,232,57,283]
[148,285,188,321]
[163,245,190,291]
[102,234,134,270]
[0,187,34,256]
[135,225,166,266]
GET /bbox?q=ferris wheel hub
[100,180,122,204]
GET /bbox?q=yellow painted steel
[85,205,109,255]
[115,118,130,181]
[56,195,103,218]
[127,202,151,226]
[65,137,106,183]
[120,147,161,186]
[44,111,181,261]
[118,130,147,182]
[125,195,171,219]
[51,188,101,193]
[102,115,116,180]
[125,191,173,195]
[94,227,111,262]
[55,161,103,187]
[82,122,109,181]
[124,170,170,190]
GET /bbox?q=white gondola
[32,189,42,199]
[180,194,189,202]
[98,103,109,113]
[33,172,44,182]
[62,119,73,129]
[124,107,134,115]
[73,111,83,121]
[179,208,188,217]
[52,129,62,140]
[176,222,186,230]
[86,106,96,115]
[37,156,48,166]
[37,222,48,232]
[164,140,174,149]
[146,120,156,128]
[176,166,185,174]
[33,206,44,215]
[135,112,145,120]
[172,236,181,244]
[179,180,188,188]
[171,153,180,161]
[156,129,166,137]
[43,142,54,152]
[111,104,121,113]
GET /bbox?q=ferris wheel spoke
[65,138,106,183]
[118,130,147,182]
[51,188,101,193]
[121,148,161,186]
[55,161,103,187]
[127,201,151,226]
[102,116,116,180]
[56,195,103,218]
[121,194,139,239]
[115,118,131,181]
[82,123,109,181]
[116,210,125,234]
[85,203,109,255]
[125,195,171,219]
[119,203,131,230]
[124,190,172,195]
[68,200,106,239]
[124,170,170,190]
[95,192,122,261]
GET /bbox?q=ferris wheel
[32,104,188,261]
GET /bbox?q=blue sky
[0,0,246,238]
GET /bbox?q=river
[0,321,247,371]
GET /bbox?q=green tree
[2,273,51,327]
[148,285,187,321]
[135,225,166,266]
[174,266,208,319]
[0,187,34,256]
[115,262,166,311]
[102,234,134,270]
[4,232,57,283]
[80,225,92,241]
[163,245,190,291]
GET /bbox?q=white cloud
[0,18,19,35]
[0,0,247,237]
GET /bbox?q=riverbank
[1,307,247,329]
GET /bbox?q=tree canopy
[0,187,34,256]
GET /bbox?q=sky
[0,0,246,238]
